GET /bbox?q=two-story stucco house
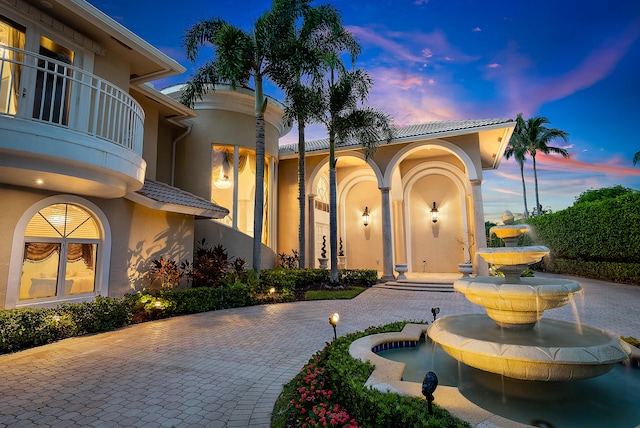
[0,0,515,310]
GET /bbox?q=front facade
[0,0,515,310]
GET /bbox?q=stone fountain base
[428,314,631,381]
[454,276,583,329]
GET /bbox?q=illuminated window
[211,145,271,245]
[20,204,99,300]
[0,18,25,115]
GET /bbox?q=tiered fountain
[429,212,631,381]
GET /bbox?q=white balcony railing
[0,44,144,154]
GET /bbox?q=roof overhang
[279,119,516,170]
[13,0,185,83]
[125,180,228,219]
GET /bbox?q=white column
[471,179,488,275]
[380,187,395,281]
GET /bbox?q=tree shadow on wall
[127,217,193,292]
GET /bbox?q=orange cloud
[536,152,640,177]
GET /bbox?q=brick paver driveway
[1,273,638,427]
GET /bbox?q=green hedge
[274,321,469,427]
[545,258,640,284]
[527,190,640,283]
[0,296,133,354]
[259,268,378,291]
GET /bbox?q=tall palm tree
[180,0,301,274]
[504,131,530,218]
[633,151,640,165]
[315,59,394,282]
[514,114,569,216]
[271,3,359,268]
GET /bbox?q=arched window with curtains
[19,203,99,300]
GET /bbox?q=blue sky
[90,0,640,222]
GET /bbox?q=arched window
[19,203,100,301]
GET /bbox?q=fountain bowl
[476,245,549,267]
[454,276,582,328]
[428,314,631,381]
[490,224,530,240]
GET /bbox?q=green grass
[305,286,365,300]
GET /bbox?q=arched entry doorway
[308,153,383,270]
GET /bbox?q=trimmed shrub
[527,189,640,284]
[0,296,133,354]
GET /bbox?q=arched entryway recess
[383,140,483,274]
[307,151,383,270]
[6,195,111,308]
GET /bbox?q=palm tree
[633,151,640,165]
[180,0,301,274]
[271,3,359,268]
[504,131,530,218]
[514,114,569,216]
[315,59,394,282]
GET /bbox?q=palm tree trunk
[329,130,338,283]
[252,76,266,274]
[532,154,540,216]
[297,121,306,268]
[519,161,529,219]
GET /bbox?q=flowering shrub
[274,321,470,428]
[290,357,358,427]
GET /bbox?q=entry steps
[375,277,456,292]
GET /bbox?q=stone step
[375,281,455,292]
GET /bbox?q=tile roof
[279,118,513,155]
[128,179,229,219]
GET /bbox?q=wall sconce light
[430,202,439,223]
[362,207,370,227]
[329,312,340,339]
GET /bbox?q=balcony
[0,44,146,198]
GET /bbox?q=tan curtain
[67,243,94,270]
[23,243,59,263]
[1,24,25,115]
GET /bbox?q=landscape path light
[329,312,340,339]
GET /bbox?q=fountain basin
[454,276,582,328]
[490,224,530,240]
[428,314,631,381]
[476,246,549,267]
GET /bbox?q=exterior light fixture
[430,202,439,223]
[154,300,162,308]
[422,371,438,415]
[362,207,370,227]
[213,167,232,189]
[329,312,340,339]
[269,287,276,294]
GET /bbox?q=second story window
[0,17,25,115]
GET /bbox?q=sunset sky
[90,0,640,222]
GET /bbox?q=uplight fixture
[329,312,340,339]
[362,207,370,227]
[430,202,439,223]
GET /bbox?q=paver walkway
[0,273,638,427]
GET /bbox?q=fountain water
[428,211,631,381]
